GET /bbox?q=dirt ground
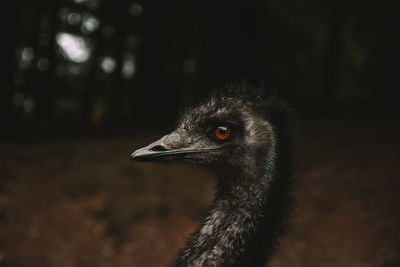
[1,116,399,267]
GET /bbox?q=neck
[174,148,290,267]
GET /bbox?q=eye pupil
[214,126,231,140]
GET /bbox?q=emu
[131,83,296,267]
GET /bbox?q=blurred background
[1,0,399,266]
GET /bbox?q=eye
[214,126,231,141]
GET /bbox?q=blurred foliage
[3,0,400,132]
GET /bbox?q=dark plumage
[131,83,296,267]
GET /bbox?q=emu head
[131,87,277,172]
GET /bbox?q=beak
[130,133,223,162]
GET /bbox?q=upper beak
[130,133,223,162]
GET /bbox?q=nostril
[150,145,168,152]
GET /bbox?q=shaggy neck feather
[174,148,278,267]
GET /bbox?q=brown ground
[0,117,399,267]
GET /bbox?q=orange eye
[214,126,231,140]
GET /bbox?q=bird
[130,82,296,267]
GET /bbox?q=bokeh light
[37,58,50,72]
[100,56,117,73]
[56,32,91,63]
[121,54,136,79]
[67,12,82,26]
[82,15,100,33]
[18,47,35,70]
[128,3,143,17]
